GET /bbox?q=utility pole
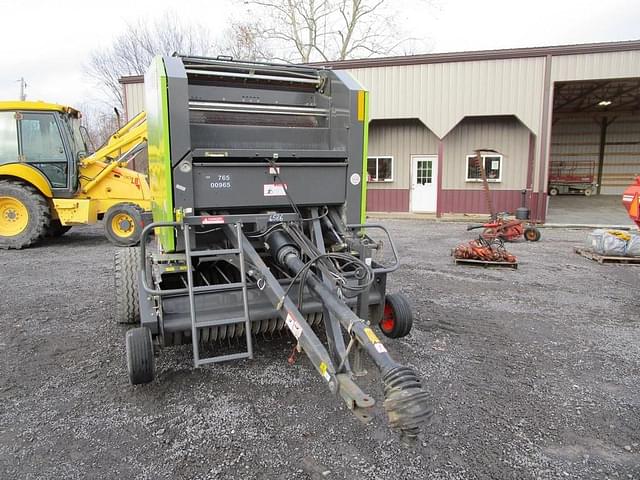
[17,77,27,100]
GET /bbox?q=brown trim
[535,55,553,223]
[436,141,444,217]
[439,189,526,215]
[309,40,640,70]
[119,75,144,85]
[366,189,409,212]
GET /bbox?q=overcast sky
[1,0,639,110]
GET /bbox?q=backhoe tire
[114,247,141,324]
[46,219,72,237]
[0,179,50,250]
[126,327,155,385]
[379,293,413,339]
[104,203,143,246]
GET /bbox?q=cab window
[0,112,19,163]
[19,112,68,188]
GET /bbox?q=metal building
[120,40,640,222]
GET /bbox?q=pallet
[574,247,640,264]
[453,257,518,269]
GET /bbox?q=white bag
[626,234,640,257]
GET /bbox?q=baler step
[192,282,244,293]
[190,248,240,257]
[195,316,248,328]
[195,352,251,366]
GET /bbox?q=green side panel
[360,91,369,223]
[145,56,175,252]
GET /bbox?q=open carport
[547,77,640,225]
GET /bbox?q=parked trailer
[114,55,432,443]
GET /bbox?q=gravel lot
[1,220,639,479]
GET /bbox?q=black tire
[104,203,144,247]
[0,179,51,249]
[524,227,541,242]
[114,247,141,324]
[379,293,413,339]
[126,327,155,385]
[46,219,72,237]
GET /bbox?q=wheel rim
[0,196,29,236]
[111,213,135,238]
[380,303,396,334]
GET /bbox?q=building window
[466,154,502,182]
[367,156,393,182]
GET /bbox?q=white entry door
[411,155,438,212]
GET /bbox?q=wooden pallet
[453,257,518,269]
[574,247,640,264]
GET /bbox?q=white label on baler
[350,173,361,186]
[264,183,287,196]
[285,312,302,339]
[375,343,387,353]
[176,184,186,191]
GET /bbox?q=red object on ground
[480,217,524,242]
[622,177,640,229]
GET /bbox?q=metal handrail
[139,221,191,296]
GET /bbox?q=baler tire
[126,327,155,385]
[0,179,50,249]
[114,247,141,324]
[524,227,541,242]
[379,293,413,339]
[104,203,144,246]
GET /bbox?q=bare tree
[239,0,429,63]
[85,13,214,108]
[78,103,121,152]
[215,21,273,62]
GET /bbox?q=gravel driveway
[1,220,638,479]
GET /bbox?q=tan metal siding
[602,118,640,194]
[442,116,530,190]
[551,51,640,82]
[124,83,145,121]
[550,116,640,195]
[549,118,599,193]
[347,56,545,138]
[367,119,439,190]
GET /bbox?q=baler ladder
[183,222,253,366]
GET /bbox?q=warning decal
[202,216,225,225]
[264,183,288,197]
[285,312,303,339]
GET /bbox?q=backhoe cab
[0,101,150,249]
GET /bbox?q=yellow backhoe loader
[0,101,150,249]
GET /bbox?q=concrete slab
[546,194,635,227]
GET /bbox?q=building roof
[309,40,640,70]
[119,40,640,86]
